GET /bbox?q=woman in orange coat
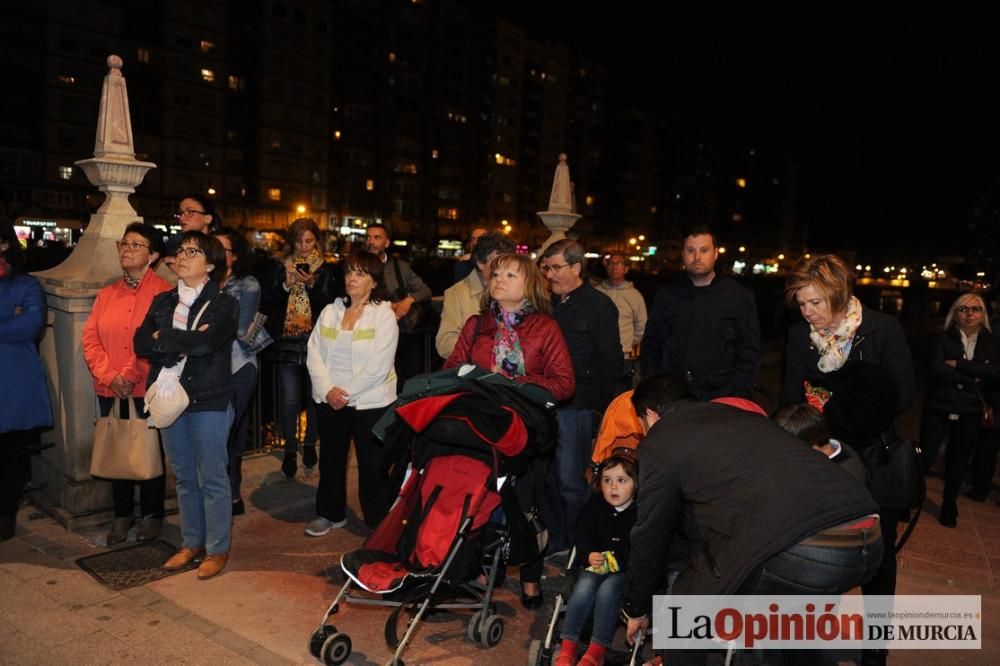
[83,222,172,545]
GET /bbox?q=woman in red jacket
[82,222,172,545]
[445,252,574,607]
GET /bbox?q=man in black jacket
[641,226,760,399]
[623,375,882,647]
[540,239,626,554]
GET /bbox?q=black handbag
[860,437,925,553]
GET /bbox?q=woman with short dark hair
[261,218,339,479]
[0,218,53,541]
[83,222,172,544]
[134,231,238,579]
[305,252,397,532]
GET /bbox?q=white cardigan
[306,298,399,410]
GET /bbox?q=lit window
[58,75,75,84]
[207,187,216,195]
[201,68,215,82]
[333,130,342,140]
[585,195,595,206]
[388,52,396,63]
[268,188,281,201]
[137,48,150,64]
[431,149,439,159]
[200,40,215,53]
[366,179,375,191]
[58,166,72,180]
[736,177,747,189]
[227,75,243,91]
[493,153,516,167]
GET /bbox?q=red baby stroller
[307,376,553,666]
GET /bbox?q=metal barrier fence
[242,327,441,456]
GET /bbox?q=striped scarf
[173,279,207,330]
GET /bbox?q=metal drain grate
[76,540,191,590]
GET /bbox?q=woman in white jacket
[305,252,399,535]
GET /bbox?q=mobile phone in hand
[296,263,311,274]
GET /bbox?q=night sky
[494,8,1000,265]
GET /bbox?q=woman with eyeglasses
[134,231,238,579]
[163,194,221,273]
[261,218,340,479]
[781,254,915,666]
[83,222,172,545]
[921,293,1000,526]
[212,228,271,517]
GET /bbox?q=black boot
[939,501,958,528]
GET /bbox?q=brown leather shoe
[163,547,205,571]
[197,553,229,580]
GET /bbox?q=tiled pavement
[3,451,1000,665]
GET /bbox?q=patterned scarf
[490,299,531,378]
[282,248,324,337]
[810,295,863,373]
[123,269,145,290]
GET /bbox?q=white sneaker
[305,517,347,536]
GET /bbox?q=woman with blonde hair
[781,253,915,666]
[445,253,574,608]
[261,218,339,479]
[921,292,1000,525]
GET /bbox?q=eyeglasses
[174,246,205,258]
[541,262,572,275]
[608,260,626,267]
[957,305,984,314]
[115,241,149,252]
[174,208,207,219]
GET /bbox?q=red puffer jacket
[444,311,575,402]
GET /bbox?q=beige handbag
[90,398,163,481]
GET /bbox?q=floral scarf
[282,248,323,337]
[810,295,863,373]
[490,299,531,378]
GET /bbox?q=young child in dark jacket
[557,454,638,666]
[774,403,869,486]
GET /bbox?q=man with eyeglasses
[641,225,760,400]
[596,253,648,386]
[539,238,626,554]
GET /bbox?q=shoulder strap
[190,299,212,330]
[468,314,483,363]
[390,256,406,301]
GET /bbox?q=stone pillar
[537,153,582,254]
[32,56,156,528]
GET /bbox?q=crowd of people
[1,209,998,665]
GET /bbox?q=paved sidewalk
[3,451,1000,665]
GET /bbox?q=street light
[296,204,307,214]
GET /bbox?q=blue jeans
[738,527,884,595]
[228,363,257,501]
[276,362,317,454]
[561,571,625,647]
[544,407,594,551]
[161,406,234,555]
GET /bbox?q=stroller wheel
[308,625,337,659]
[477,614,504,649]
[466,610,484,643]
[320,632,352,665]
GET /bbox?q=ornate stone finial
[536,153,582,253]
[547,153,574,214]
[107,55,123,74]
